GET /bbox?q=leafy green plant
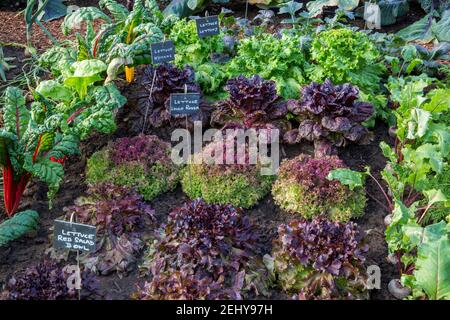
[0,87,80,216]
[61,183,155,275]
[0,210,39,246]
[267,216,368,299]
[397,10,450,43]
[86,134,180,201]
[24,0,60,51]
[272,154,366,221]
[306,0,359,17]
[137,199,269,300]
[61,0,166,83]
[227,31,309,99]
[307,28,386,95]
[181,138,275,209]
[0,47,15,83]
[385,200,450,300]
[284,79,374,157]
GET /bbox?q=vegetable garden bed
[0,0,448,301]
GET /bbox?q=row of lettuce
[0,0,448,300]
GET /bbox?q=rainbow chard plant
[267,217,369,300]
[285,79,374,157]
[0,87,80,217]
[61,0,169,83]
[211,75,290,137]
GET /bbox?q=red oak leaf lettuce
[62,183,155,275]
[136,199,270,300]
[0,260,98,300]
[270,216,369,299]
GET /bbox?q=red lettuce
[137,199,269,300]
[136,63,211,130]
[284,79,374,157]
[0,260,98,300]
[62,183,155,275]
[211,75,290,137]
[270,216,369,299]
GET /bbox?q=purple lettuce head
[136,63,211,130]
[0,261,98,300]
[108,134,172,167]
[271,217,369,299]
[137,199,269,299]
[211,75,290,136]
[63,183,155,275]
[284,79,374,156]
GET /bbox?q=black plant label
[151,41,175,64]
[196,16,220,38]
[170,93,200,115]
[53,220,96,253]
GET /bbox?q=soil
[0,0,423,301]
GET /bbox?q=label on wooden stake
[196,16,220,38]
[170,93,200,115]
[151,41,175,64]
[53,220,96,253]
[364,2,381,30]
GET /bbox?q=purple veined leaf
[321,116,352,132]
[283,129,301,144]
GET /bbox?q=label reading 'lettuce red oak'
[195,16,220,38]
[151,41,175,64]
[170,93,200,115]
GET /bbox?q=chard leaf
[414,230,450,300]
[47,134,80,160]
[99,0,129,21]
[0,210,39,246]
[62,7,111,35]
[3,87,30,140]
[327,168,365,190]
[36,80,74,102]
[0,131,17,167]
[423,189,447,207]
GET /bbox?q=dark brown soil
[0,1,407,300]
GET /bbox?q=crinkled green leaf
[3,87,30,140]
[327,168,365,190]
[36,80,74,103]
[0,210,39,246]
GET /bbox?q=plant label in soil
[170,93,200,115]
[53,220,96,253]
[151,41,175,64]
[364,2,381,30]
[196,16,220,38]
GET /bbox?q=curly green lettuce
[307,28,386,95]
[86,134,179,201]
[226,31,310,99]
[272,154,366,221]
[181,138,275,208]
